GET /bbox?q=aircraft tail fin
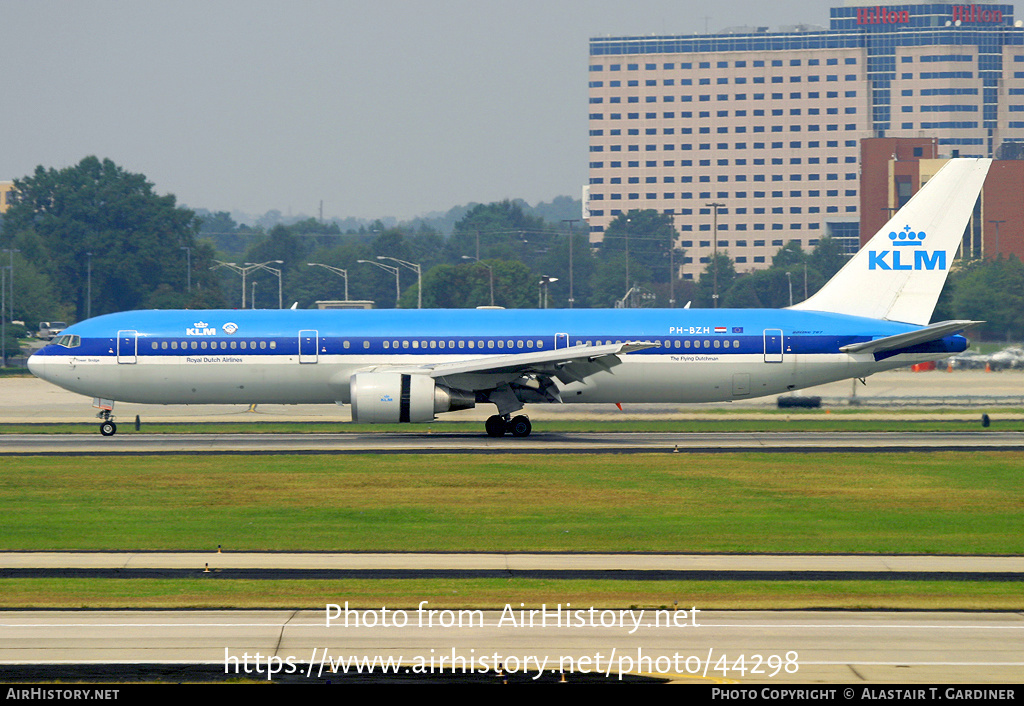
[791,158,991,325]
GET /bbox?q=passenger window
[343,340,350,349]
[269,341,276,349]
[402,340,409,349]
[260,341,267,350]
[363,341,369,349]
[723,340,730,348]
[684,340,691,348]
[714,340,720,348]
[151,342,158,350]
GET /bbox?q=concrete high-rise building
[586,3,1024,280]
[0,181,14,215]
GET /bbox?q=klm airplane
[29,159,990,437]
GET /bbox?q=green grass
[3,452,1021,554]
[5,451,1021,610]
[1,578,1016,610]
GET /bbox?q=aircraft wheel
[485,415,507,437]
[509,415,532,438]
[99,421,117,437]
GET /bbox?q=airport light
[562,219,579,308]
[245,261,284,309]
[706,202,725,308]
[307,263,349,301]
[377,256,422,309]
[211,260,276,309]
[86,252,92,319]
[461,256,495,307]
[538,275,558,309]
[358,259,401,307]
[180,246,191,292]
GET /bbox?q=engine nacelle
[349,372,474,424]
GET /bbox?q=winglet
[791,158,991,325]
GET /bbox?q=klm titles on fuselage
[868,227,946,271]
[185,321,238,336]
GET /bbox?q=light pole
[562,219,579,308]
[785,271,793,307]
[251,280,258,309]
[706,202,725,308]
[461,256,495,307]
[211,260,273,309]
[180,246,192,292]
[358,259,401,307]
[625,216,631,293]
[86,252,92,319]
[2,248,18,333]
[308,263,349,301]
[669,247,680,308]
[538,275,558,309]
[377,256,422,309]
[246,261,284,309]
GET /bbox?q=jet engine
[349,372,475,423]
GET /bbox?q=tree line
[1,156,1021,346]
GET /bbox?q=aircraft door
[117,330,137,364]
[299,330,319,364]
[763,329,784,363]
[555,333,569,349]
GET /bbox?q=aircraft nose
[27,350,47,380]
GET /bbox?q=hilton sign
[856,5,1004,25]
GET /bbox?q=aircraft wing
[424,341,655,386]
[839,320,982,355]
[358,341,655,391]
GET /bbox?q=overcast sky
[3,0,830,221]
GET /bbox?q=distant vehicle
[36,322,68,340]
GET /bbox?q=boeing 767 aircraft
[29,159,990,437]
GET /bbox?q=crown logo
[193,321,209,328]
[888,225,927,247]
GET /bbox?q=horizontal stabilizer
[839,320,981,355]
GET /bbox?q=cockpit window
[53,335,81,348]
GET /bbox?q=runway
[2,430,1024,455]
[1,609,1021,683]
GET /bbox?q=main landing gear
[485,414,532,438]
[98,410,117,436]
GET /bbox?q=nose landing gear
[484,414,532,438]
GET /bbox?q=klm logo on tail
[868,226,946,271]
